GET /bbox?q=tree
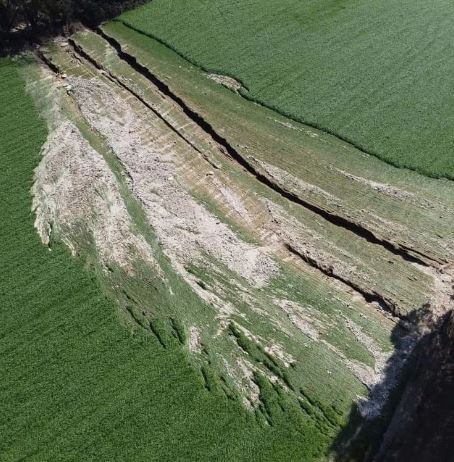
[0,0,20,32]
[0,0,147,49]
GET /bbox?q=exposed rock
[206,73,243,92]
[32,121,159,275]
[67,76,278,289]
[374,311,454,462]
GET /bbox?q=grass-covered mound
[120,0,454,179]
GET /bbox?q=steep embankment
[374,310,454,461]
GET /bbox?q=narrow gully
[37,50,60,75]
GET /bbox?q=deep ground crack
[68,38,220,170]
[284,243,400,318]
[37,50,60,74]
[96,27,433,268]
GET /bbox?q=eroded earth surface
[27,24,454,456]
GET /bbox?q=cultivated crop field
[2,1,454,461]
[120,0,454,179]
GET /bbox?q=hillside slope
[0,58,314,462]
[19,19,454,460]
[3,1,454,458]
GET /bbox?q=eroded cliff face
[374,310,454,462]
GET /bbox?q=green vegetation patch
[120,0,454,179]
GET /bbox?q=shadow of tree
[0,0,148,57]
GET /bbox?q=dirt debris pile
[68,76,277,288]
[33,120,158,274]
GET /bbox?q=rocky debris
[206,73,243,92]
[343,316,415,419]
[334,167,430,205]
[254,157,339,204]
[415,263,454,321]
[32,121,159,275]
[275,298,322,341]
[208,176,252,223]
[264,342,295,368]
[188,326,202,353]
[344,318,389,371]
[315,334,377,389]
[67,76,278,289]
[271,118,321,139]
[236,358,260,407]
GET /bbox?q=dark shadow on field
[331,305,454,462]
[0,0,148,57]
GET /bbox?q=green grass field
[0,59,326,461]
[119,0,454,179]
